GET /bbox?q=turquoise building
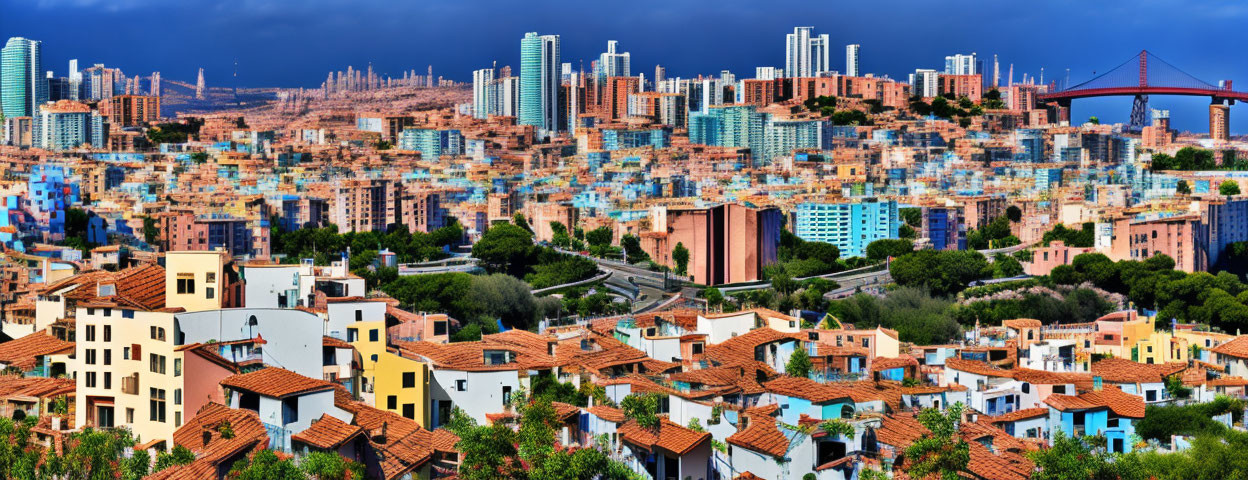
[794,199,899,258]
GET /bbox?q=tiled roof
[618,417,710,456]
[72,264,167,311]
[763,376,853,403]
[944,358,1013,378]
[1044,386,1145,418]
[703,327,801,372]
[551,401,581,423]
[1090,358,1185,384]
[984,407,1049,424]
[396,331,558,372]
[0,331,74,370]
[870,355,919,372]
[726,415,789,458]
[150,403,269,480]
[1001,318,1042,330]
[323,336,352,349]
[430,428,459,454]
[1211,336,1248,359]
[585,405,626,423]
[1011,368,1095,390]
[291,413,362,449]
[875,412,929,448]
[348,402,434,480]
[0,376,75,399]
[220,367,336,399]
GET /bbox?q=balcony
[121,373,139,395]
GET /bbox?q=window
[123,347,130,360]
[206,287,215,299]
[387,396,397,409]
[402,404,415,420]
[456,379,467,391]
[433,321,447,336]
[126,408,134,424]
[150,389,166,423]
[176,277,195,294]
[347,328,358,342]
[86,372,96,388]
[403,372,416,388]
[88,308,95,316]
[174,389,182,405]
[175,411,181,427]
[1146,390,1157,402]
[355,310,363,322]
[862,338,870,348]
[104,308,112,317]
[691,342,704,355]
[1021,383,1030,394]
[86,349,97,365]
[103,325,111,342]
[150,326,165,341]
[103,349,111,365]
[206,272,216,283]
[132,344,142,359]
[1053,385,1067,395]
[282,398,299,424]
[104,372,112,389]
[86,325,96,342]
[369,329,379,342]
[174,359,182,377]
[122,310,134,319]
[150,354,166,374]
[503,386,512,404]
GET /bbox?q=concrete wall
[243,265,301,309]
[175,308,322,378]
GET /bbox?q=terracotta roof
[1044,386,1145,418]
[0,331,74,370]
[1001,318,1042,330]
[1011,368,1095,390]
[726,415,790,458]
[764,376,853,403]
[618,417,710,456]
[430,428,460,454]
[703,327,802,372]
[348,402,434,480]
[291,414,363,450]
[150,403,269,480]
[396,331,558,372]
[0,376,75,399]
[944,357,1013,378]
[870,355,919,372]
[551,401,581,423]
[220,367,336,399]
[585,405,626,423]
[984,407,1049,424]
[1211,336,1248,359]
[875,412,929,447]
[77,264,167,311]
[323,336,352,349]
[1090,358,1185,384]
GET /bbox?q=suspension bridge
[1036,50,1246,133]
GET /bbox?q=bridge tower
[1129,51,1149,131]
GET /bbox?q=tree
[472,223,536,277]
[702,287,725,310]
[1220,180,1241,196]
[866,239,914,261]
[620,394,661,429]
[1005,205,1023,223]
[890,250,990,297]
[122,449,151,480]
[513,213,533,233]
[1176,180,1192,195]
[672,242,690,276]
[785,347,813,378]
[1088,116,1100,125]
[905,403,969,480]
[228,449,306,480]
[1028,431,1140,480]
[154,445,196,472]
[300,451,365,480]
[584,226,612,248]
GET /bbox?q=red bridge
[1036,50,1244,134]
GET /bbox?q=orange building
[100,95,161,127]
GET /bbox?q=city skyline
[6,0,1248,132]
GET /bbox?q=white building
[846,44,861,77]
[785,26,831,78]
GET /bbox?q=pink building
[1025,241,1094,276]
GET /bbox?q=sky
[3,0,1247,133]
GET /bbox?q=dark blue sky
[4,0,1246,133]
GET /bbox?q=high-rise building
[150,72,161,97]
[34,100,107,151]
[398,128,464,161]
[654,65,666,85]
[911,69,940,98]
[519,32,561,135]
[795,199,899,257]
[2,37,47,119]
[846,44,860,77]
[755,67,780,81]
[68,59,81,100]
[785,27,830,78]
[944,52,978,75]
[196,68,205,100]
[101,94,161,127]
[640,204,781,285]
[1210,103,1230,142]
[596,40,630,82]
[472,68,495,119]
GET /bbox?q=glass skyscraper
[519,32,561,135]
[2,37,47,118]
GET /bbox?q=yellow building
[348,320,430,427]
[164,250,234,312]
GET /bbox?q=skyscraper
[944,53,978,75]
[785,27,830,78]
[472,67,495,119]
[596,40,630,82]
[196,68,205,100]
[2,37,47,118]
[519,32,561,134]
[911,69,940,98]
[846,44,860,78]
[68,59,81,100]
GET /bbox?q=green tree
[889,250,990,297]
[1176,180,1191,195]
[620,394,661,429]
[300,451,365,480]
[620,234,649,264]
[1006,205,1023,222]
[785,347,813,378]
[702,287,725,310]
[228,449,306,480]
[472,223,536,277]
[1220,180,1241,196]
[672,242,690,276]
[122,449,151,480]
[866,238,914,261]
[1088,116,1100,125]
[584,227,613,248]
[905,403,969,480]
[513,213,533,233]
[154,445,197,472]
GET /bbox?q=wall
[373,352,430,427]
[165,251,226,312]
[175,308,322,378]
[242,265,301,309]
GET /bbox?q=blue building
[794,200,900,258]
[601,127,670,151]
[1045,387,1144,454]
[27,165,79,240]
[398,128,464,161]
[922,206,966,251]
[1035,168,1063,191]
